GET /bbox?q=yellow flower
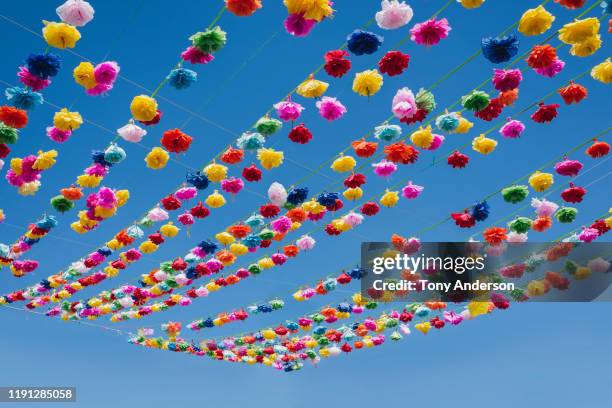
[527,280,548,297]
[296,74,329,98]
[70,222,87,234]
[467,301,490,317]
[454,115,474,134]
[205,190,226,208]
[415,322,431,334]
[558,17,600,45]
[528,171,554,192]
[257,148,284,170]
[410,125,434,149]
[204,163,227,182]
[343,187,363,201]
[18,181,40,196]
[160,222,179,237]
[10,158,22,175]
[145,147,169,170]
[332,219,351,232]
[574,266,591,280]
[33,150,58,170]
[379,190,399,208]
[76,174,102,188]
[353,69,383,96]
[230,243,248,256]
[302,199,325,214]
[115,190,130,207]
[42,21,81,49]
[53,108,83,131]
[570,35,601,57]
[130,95,158,122]
[73,62,96,89]
[472,134,497,155]
[458,0,485,9]
[330,155,356,172]
[215,231,235,245]
[518,5,555,36]
[258,257,275,269]
[139,240,158,254]
[284,0,333,21]
[94,206,116,219]
[591,58,612,84]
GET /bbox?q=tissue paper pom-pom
[296,75,329,98]
[435,112,459,133]
[324,50,351,78]
[33,150,58,170]
[415,88,436,113]
[588,257,611,272]
[17,66,50,91]
[0,144,9,158]
[85,82,112,96]
[556,207,578,223]
[18,180,41,196]
[284,13,316,37]
[531,102,559,123]
[316,96,347,121]
[226,0,262,16]
[459,0,485,8]
[331,155,356,172]
[392,87,417,119]
[181,46,214,64]
[554,0,586,9]
[166,68,197,90]
[242,165,262,182]
[73,61,96,89]
[274,98,304,121]
[452,211,476,228]
[532,216,552,232]
[519,6,555,36]
[145,147,169,169]
[236,131,265,151]
[483,227,507,246]
[5,87,43,110]
[461,90,490,111]
[500,118,525,138]
[502,185,529,204]
[447,151,469,168]
[361,201,380,216]
[498,88,519,106]
[56,0,94,26]
[148,207,169,221]
[376,0,413,29]
[472,134,497,155]
[535,58,565,77]
[221,177,244,194]
[190,26,227,53]
[374,123,401,142]
[161,129,193,153]
[558,18,599,44]
[26,53,61,79]
[561,183,586,203]
[402,181,423,199]
[378,50,409,76]
[481,35,519,63]
[527,44,557,69]
[285,123,312,145]
[175,186,197,201]
[205,190,226,208]
[474,98,503,122]
[203,163,227,182]
[578,227,599,243]
[343,187,363,201]
[117,121,146,143]
[267,182,287,206]
[104,143,126,164]
[591,59,612,84]
[554,157,583,177]
[255,116,283,136]
[372,160,397,177]
[506,231,528,243]
[353,69,383,96]
[50,195,74,213]
[559,81,587,105]
[285,0,333,21]
[296,235,316,250]
[178,212,195,226]
[42,21,81,49]
[380,190,399,207]
[352,139,378,158]
[569,35,601,57]
[453,115,473,134]
[410,17,451,46]
[0,124,19,144]
[53,108,82,131]
[190,202,210,218]
[130,95,158,122]
[410,126,433,149]
[586,139,610,158]
[347,30,383,55]
[160,222,180,237]
[492,69,522,92]
[94,61,119,85]
[257,148,284,170]
[385,142,419,164]
[343,173,366,189]
[219,146,243,165]
[0,106,28,129]
[508,217,532,234]
[529,171,554,192]
[76,174,101,188]
[286,187,309,206]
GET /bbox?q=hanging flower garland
[283,0,334,37]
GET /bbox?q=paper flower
[459,0,485,8]
[5,87,43,110]
[145,147,169,169]
[558,81,587,104]
[527,44,557,69]
[519,6,555,36]
[257,148,284,170]
[324,49,351,78]
[53,108,82,131]
[401,181,423,199]
[534,57,565,77]
[591,58,612,84]
[481,35,519,63]
[372,160,397,177]
[56,0,94,26]
[374,123,401,142]
[167,68,197,90]
[225,0,262,16]
[0,106,28,129]
[353,69,383,96]
[181,46,214,64]
[410,125,433,148]
[472,134,497,155]
[492,69,522,92]
[375,1,413,29]
[161,129,192,153]
[461,90,490,111]
[17,66,50,91]
[391,87,417,119]
[284,0,333,22]
[274,97,304,122]
[558,17,599,44]
[347,30,383,55]
[296,74,328,98]
[130,95,158,122]
[531,102,559,123]
[447,151,469,168]
[586,139,610,158]
[117,121,146,143]
[284,13,316,37]
[529,171,554,192]
[190,26,227,54]
[499,118,525,138]
[410,17,450,46]
[42,21,81,49]
[331,155,356,172]
[288,123,312,144]
[378,50,409,76]
[316,96,347,121]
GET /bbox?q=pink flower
[402,181,424,199]
[221,177,244,194]
[410,17,451,46]
[94,61,120,84]
[178,212,194,226]
[534,58,565,78]
[499,118,525,138]
[271,216,292,233]
[578,227,599,243]
[181,46,214,64]
[175,186,197,200]
[284,13,316,37]
[554,158,583,177]
[316,96,347,121]
[17,66,50,91]
[372,159,397,177]
[391,87,417,119]
[273,97,304,121]
[426,134,445,151]
[492,69,522,92]
[46,126,72,143]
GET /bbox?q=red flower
[399,311,413,322]
[242,164,262,182]
[139,110,162,126]
[361,201,380,216]
[447,151,469,168]
[532,216,552,232]
[554,0,586,9]
[384,142,419,164]
[116,230,135,245]
[527,44,557,69]
[287,208,307,223]
[378,50,410,76]
[531,102,560,123]
[190,202,210,218]
[341,343,353,353]
[590,219,610,236]
[259,239,272,248]
[483,227,508,246]
[561,183,586,203]
[161,194,182,211]
[351,139,378,158]
[220,146,244,164]
[490,293,510,309]
[260,203,280,218]
[324,50,351,78]
[327,199,344,212]
[474,97,503,121]
[585,139,610,158]
[283,245,299,257]
[344,173,366,188]
[498,88,519,106]
[148,232,165,245]
[336,272,352,284]
[451,211,476,228]
[325,223,341,236]
[0,143,10,159]
[171,257,187,270]
[0,106,28,128]
[161,128,193,153]
[288,123,313,144]
[430,316,445,329]
[195,263,211,276]
[227,224,251,239]
[225,0,262,16]
[400,108,427,124]
[558,81,587,104]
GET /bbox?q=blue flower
[186,171,210,190]
[5,86,43,110]
[287,187,309,205]
[166,68,197,90]
[347,29,384,55]
[26,53,61,79]
[481,35,519,64]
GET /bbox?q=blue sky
[0,1,611,407]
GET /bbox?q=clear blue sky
[1,1,611,407]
